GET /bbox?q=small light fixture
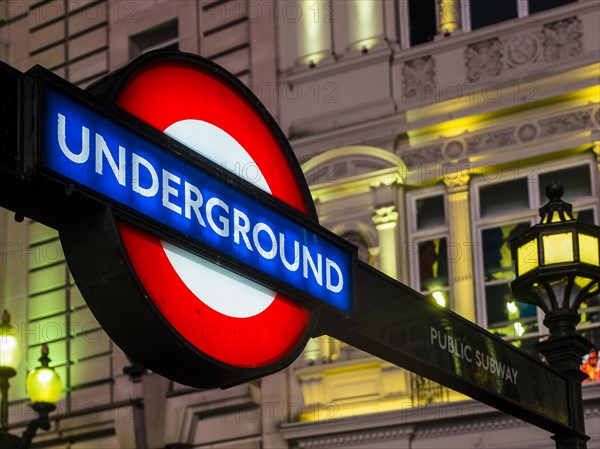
[0,310,21,375]
[506,301,518,315]
[513,322,525,338]
[1,310,21,434]
[432,291,446,307]
[510,181,599,331]
[27,344,61,406]
[509,180,599,447]
[0,313,61,448]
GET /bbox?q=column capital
[372,204,399,229]
[443,172,470,197]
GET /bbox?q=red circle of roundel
[115,61,312,368]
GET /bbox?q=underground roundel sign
[59,52,323,388]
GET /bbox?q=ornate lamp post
[510,181,600,449]
[0,310,62,449]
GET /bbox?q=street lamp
[510,181,600,449]
[0,310,62,449]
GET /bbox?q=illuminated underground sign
[0,55,575,439]
[41,87,352,314]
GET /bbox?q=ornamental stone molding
[372,204,399,227]
[399,143,443,168]
[465,38,504,82]
[297,426,414,449]
[398,105,599,168]
[464,126,517,155]
[443,172,470,190]
[414,415,525,438]
[444,140,465,159]
[542,16,583,62]
[538,109,595,138]
[517,124,538,142]
[465,16,583,82]
[402,55,436,100]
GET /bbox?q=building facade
[0,0,599,447]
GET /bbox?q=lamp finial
[39,344,51,368]
[545,180,564,202]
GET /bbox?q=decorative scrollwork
[542,17,583,62]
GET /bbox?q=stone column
[372,205,400,279]
[444,173,476,322]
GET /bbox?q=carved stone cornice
[402,55,436,101]
[465,16,583,83]
[414,415,525,438]
[399,104,600,169]
[297,426,414,448]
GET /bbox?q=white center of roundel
[160,119,276,318]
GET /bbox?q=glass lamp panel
[544,211,571,223]
[517,239,538,276]
[542,232,574,264]
[578,234,599,266]
[27,367,61,404]
[574,276,594,289]
[0,333,21,370]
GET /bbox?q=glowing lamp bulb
[432,291,446,307]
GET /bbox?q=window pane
[470,0,518,30]
[130,19,179,58]
[580,294,600,327]
[574,209,595,224]
[418,237,449,291]
[479,178,529,217]
[529,0,576,14]
[485,283,537,329]
[416,195,445,229]
[482,222,529,280]
[539,165,592,204]
[409,0,437,46]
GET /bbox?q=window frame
[471,154,599,336]
[407,186,452,308]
